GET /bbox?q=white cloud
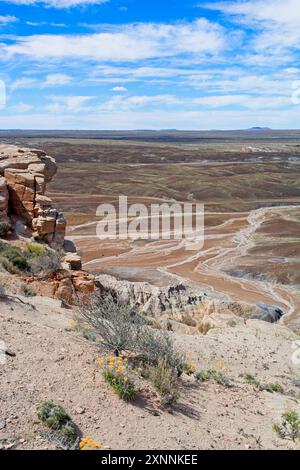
[1,0,109,8]
[10,73,71,90]
[12,102,33,112]
[100,94,180,111]
[2,19,226,61]
[1,107,300,130]
[207,0,300,51]
[0,15,18,24]
[44,73,71,86]
[46,95,95,112]
[193,94,288,109]
[112,86,127,92]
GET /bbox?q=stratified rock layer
[0,144,66,246]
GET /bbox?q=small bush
[273,410,300,441]
[146,359,180,405]
[1,245,30,272]
[81,294,146,355]
[100,356,136,401]
[136,329,185,376]
[0,220,11,238]
[263,382,284,394]
[28,249,61,276]
[195,370,211,382]
[37,401,77,444]
[22,285,36,297]
[243,373,261,388]
[26,242,46,256]
[182,362,197,376]
[195,369,231,387]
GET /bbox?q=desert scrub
[0,241,61,275]
[79,436,101,451]
[80,293,146,355]
[273,410,300,441]
[145,359,180,406]
[0,242,30,273]
[136,328,185,376]
[100,356,136,401]
[37,401,77,444]
[263,382,284,394]
[0,220,11,238]
[22,285,36,297]
[196,369,231,387]
[26,242,46,256]
[28,248,62,276]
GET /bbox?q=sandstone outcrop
[26,270,95,305]
[0,144,95,305]
[0,144,66,246]
[0,176,8,219]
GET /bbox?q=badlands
[0,131,300,450]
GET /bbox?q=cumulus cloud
[1,0,108,8]
[2,19,226,61]
[46,95,95,112]
[206,0,300,51]
[100,94,180,111]
[0,15,18,24]
[112,86,127,92]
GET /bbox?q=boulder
[63,253,82,271]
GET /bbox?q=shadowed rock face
[251,303,284,323]
[0,144,66,246]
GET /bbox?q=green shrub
[263,382,284,394]
[273,410,300,441]
[2,246,30,272]
[37,401,77,443]
[102,369,136,401]
[195,369,231,387]
[195,370,211,382]
[26,242,46,256]
[0,220,11,238]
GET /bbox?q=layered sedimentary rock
[0,176,8,218]
[95,274,282,333]
[0,145,66,246]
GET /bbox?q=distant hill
[248,127,272,131]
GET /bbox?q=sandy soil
[1,295,300,450]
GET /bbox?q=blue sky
[0,0,299,130]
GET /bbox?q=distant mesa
[248,127,272,131]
